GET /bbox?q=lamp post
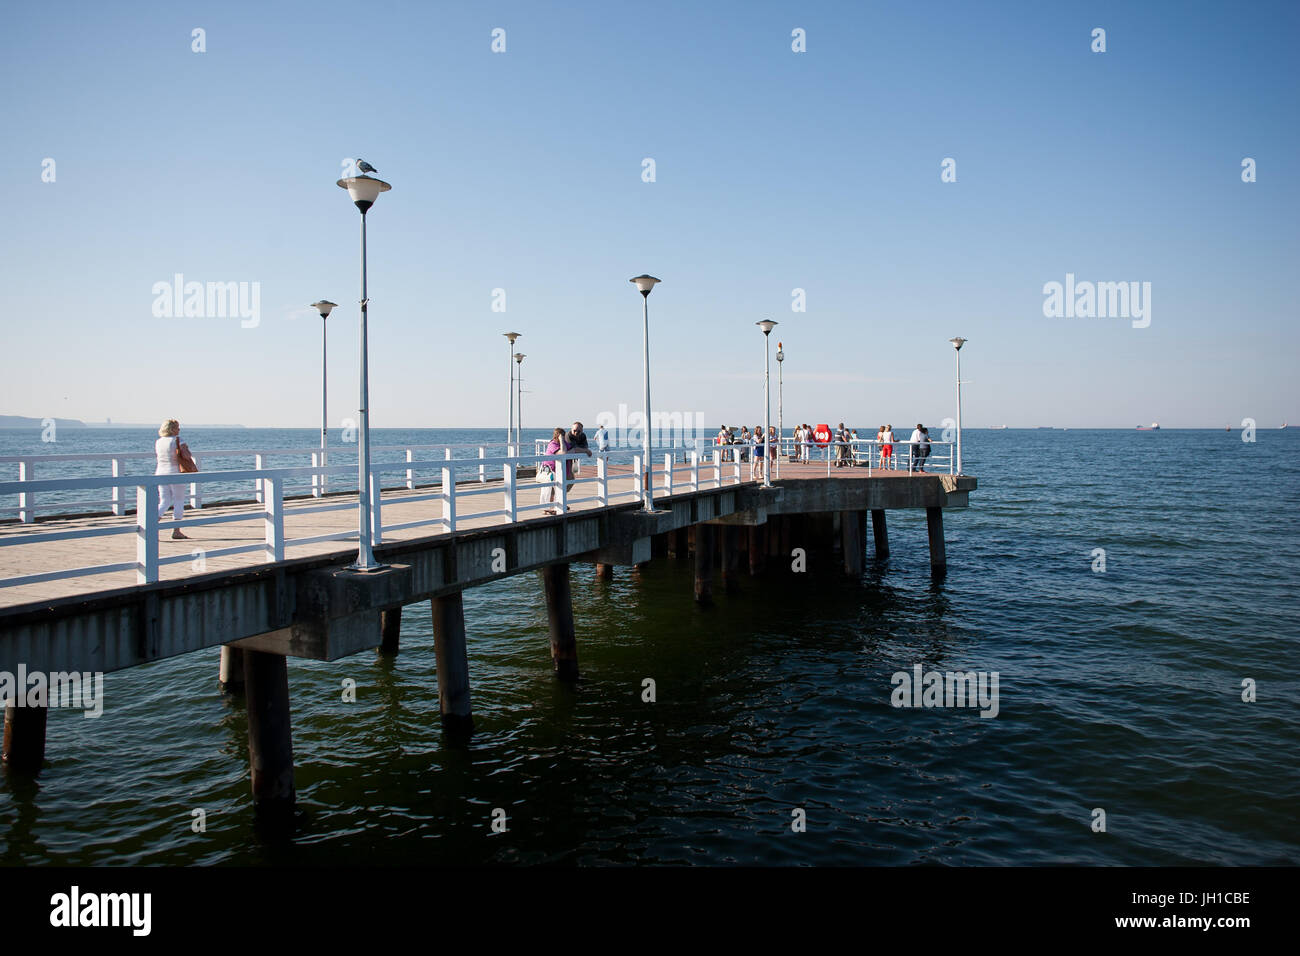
[504,332,521,454]
[629,275,660,511]
[310,300,337,497]
[775,340,784,456]
[757,320,778,487]
[949,336,967,475]
[514,352,525,450]
[336,169,391,572]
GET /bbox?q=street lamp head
[336,174,392,214]
[504,331,521,345]
[514,352,525,364]
[950,336,967,351]
[629,274,660,296]
[757,319,778,335]
[311,300,337,319]
[776,344,784,362]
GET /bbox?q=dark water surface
[1,428,1297,865]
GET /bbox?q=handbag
[177,441,199,474]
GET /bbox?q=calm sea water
[1,427,1297,865]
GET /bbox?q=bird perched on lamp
[356,159,377,174]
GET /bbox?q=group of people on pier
[714,422,936,473]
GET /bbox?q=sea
[0,426,1296,865]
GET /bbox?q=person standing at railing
[539,426,573,516]
[154,419,191,539]
[881,424,895,470]
[768,425,779,465]
[834,422,850,468]
[908,424,926,472]
[568,422,592,478]
[738,426,750,464]
[751,423,767,481]
[919,426,932,472]
[593,422,610,453]
[850,429,861,466]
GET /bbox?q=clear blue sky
[2,0,1296,429]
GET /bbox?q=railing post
[663,453,673,495]
[503,462,517,523]
[17,459,33,523]
[950,444,955,475]
[479,446,486,483]
[263,476,284,563]
[733,454,741,485]
[597,454,608,507]
[690,451,699,491]
[254,453,265,503]
[633,454,643,501]
[311,452,322,498]
[556,457,569,513]
[441,466,456,532]
[369,469,384,545]
[826,443,832,477]
[111,457,124,516]
[406,448,415,490]
[713,450,721,488]
[189,455,202,511]
[136,484,158,584]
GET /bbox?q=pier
[0,443,975,816]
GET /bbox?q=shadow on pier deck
[0,467,976,817]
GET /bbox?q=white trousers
[158,482,186,523]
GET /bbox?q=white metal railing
[0,446,756,590]
[0,442,533,524]
[780,439,954,475]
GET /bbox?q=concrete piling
[720,525,740,592]
[2,704,47,773]
[871,509,890,559]
[430,592,474,737]
[219,645,246,695]
[748,526,766,575]
[541,563,579,682]
[379,606,402,655]
[694,523,714,605]
[243,649,295,815]
[927,506,947,573]
[841,510,864,577]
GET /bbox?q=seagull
[357,159,377,174]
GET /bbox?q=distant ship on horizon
[988,424,1007,430]
[1136,422,1161,431]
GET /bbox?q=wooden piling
[842,510,865,576]
[2,704,47,773]
[927,506,947,573]
[694,524,714,605]
[720,525,740,592]
[379,606,402,655]
[541,564,579,682]
[431,592,474,737]
[219,645,245,695]
[871,509,890,559]
[748,525,766,575]
[243,649,295,813]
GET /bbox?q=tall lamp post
[514,352,525,450]
[336,168,391,572]
[504,332,521,454]
[949,336,967,475]
[629,275,660,511]
[775,340,784,456]
[310,300,337,497]
[757,320,778,487]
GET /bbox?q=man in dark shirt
[567,422,592,493]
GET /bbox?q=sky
[1,0,1297,430]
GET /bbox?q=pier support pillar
[927,506,947,574]
[541,564,579,682]
[841,510,864,577]
[219,645,246,695]
[720,526,740,592]
[2,704,47,773]
[651,533,669,559]
[694,524,714,605]
[243,649,295,815]
[595,563,614,581]
[431,592,474,738]
[871,509,890,559]
[379,606,402,655]
[748,526,767,575]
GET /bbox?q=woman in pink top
[540,426,572,515]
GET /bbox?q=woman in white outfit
[155,419,190,539]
